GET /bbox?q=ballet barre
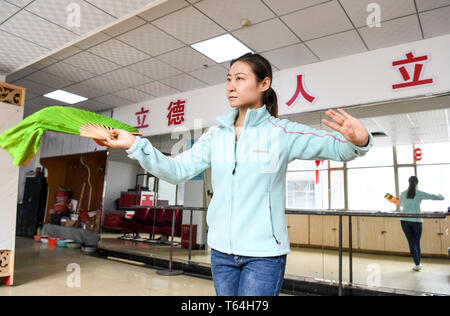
[286,208,448,296]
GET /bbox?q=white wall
[158,179,177,205]
[113,34,450,137]
[103,160,143,212]
[0,102,23,250]
[182,179,207,246]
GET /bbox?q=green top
[399,190,445,223]
[0,106,138,166]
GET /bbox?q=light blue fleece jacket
[399,190,445,223]
[126,105,374,257]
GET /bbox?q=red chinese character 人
[135,107,149,129]
[392,52,434,90]
[286,74,317,107]
[167,100,185,126]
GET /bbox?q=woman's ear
[260,77,271,93]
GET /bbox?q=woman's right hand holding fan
[100,129,137,149]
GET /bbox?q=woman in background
[399,176,445,271]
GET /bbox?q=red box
[104,213,124,229]
[119,192,138,208]
[181,224,197,248]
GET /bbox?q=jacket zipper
[268,193,281,246]
[230,134,238,252]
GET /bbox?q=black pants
[401,221,423,266]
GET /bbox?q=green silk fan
[0,106,141,166]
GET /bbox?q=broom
[0,106,142,166]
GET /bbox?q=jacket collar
[216,104,271,128]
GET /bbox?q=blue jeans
[210,248,287,296]
[401,221,423,266]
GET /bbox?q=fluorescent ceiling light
[44,90,88,104]
[191,34,253,63]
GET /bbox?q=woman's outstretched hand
[97,129,137,149]
[322,108,370,147]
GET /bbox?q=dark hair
[230,53,278,118]
[407,176,419,199]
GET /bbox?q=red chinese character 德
[167,99,185,126]
[392,52,434,90]
[135,107,149,129]
[286,74,317,107]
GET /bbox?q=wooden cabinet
[422,219,443,255]
[359,217,385,251]
[360,217,420,253]
[384,218,410,253]
[301,215,357,249]
[322,216,337,247]
[342,217,358,250]
[288,214,448,256]
[440,218,449,256]
[321,216,352,248]
[323,216,447,256]
[309,215,324,246]
[422,217,450,256]
[286,214,309,245]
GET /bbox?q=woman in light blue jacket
[399,176,445,271]
[102,53,374,296]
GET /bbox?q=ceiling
[2,0,450,117]
[287,93,450,147]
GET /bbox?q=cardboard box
[86,216,97,231]
[65,220,78,228]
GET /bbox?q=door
[422,219,442,255]
[309,215,324,246]
[286,214,309,245]
[18,177,47,237]
[322,216,337,247]
[384,218,410,253]
[440,218,449,256]
[359,217,385,251]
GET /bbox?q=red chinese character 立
[134,107,149,129]
[167,99,185,126]
[286,74,317,107]
[392,52,434,90]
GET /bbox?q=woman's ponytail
[263,87,278,118]
[407,176,419,199]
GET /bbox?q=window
[396,145,414,165]
[286,171,328,209]
[416,165,449,212]
[416,142,450,164]
[330,170,345,209]
[288,159,323,171]
[330,160,344,168]
[347,146,393,168]
[347,167,396,211]
[285,142,450,213]
[398,167,415,195]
